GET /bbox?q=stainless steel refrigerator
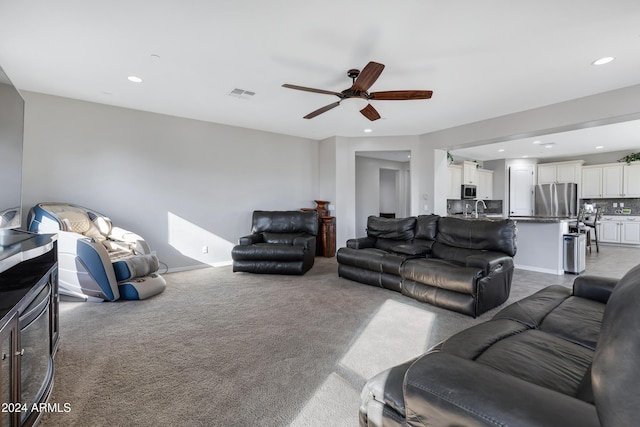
[534,183,578,217]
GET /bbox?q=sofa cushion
[390,239,434,256]
[231,243,306,261]
[402,258,483,295]
[251,210,318,235]
[262,232,304,245]
[374,237,412,251]
[493,285,605,350]
[436,217,517,256]
[477,329,593,400]
[414,214,439,240]
[366,216,416,240]
[430,242,481,264]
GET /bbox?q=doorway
[355,151,411,236]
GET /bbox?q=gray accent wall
[22,92,319,271]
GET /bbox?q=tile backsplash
[447,199,503,215]
[580,198,640,215]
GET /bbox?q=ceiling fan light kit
[282,61,433,121]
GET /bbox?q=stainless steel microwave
[461,184,477,199]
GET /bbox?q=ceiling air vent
[229,88,256,100]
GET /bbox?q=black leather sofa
[359,263,640,427]
[337,215,517,317]
[231,210,318,275]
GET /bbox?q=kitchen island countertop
[509,216,576,223]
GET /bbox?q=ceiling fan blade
[282,84,343,97]
[369,90,433,100]
[352,61,385,92]
[360,104,381,121]
[303,101,341,119]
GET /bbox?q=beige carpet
[40,255,606,427]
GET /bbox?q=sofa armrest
[403,352,600,427]
[572,275,618,304]
[465,252,513,276]
[238,233,263,245]
[347,236,376,249]
[293,234,315,250]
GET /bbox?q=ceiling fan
[282,61,433,121]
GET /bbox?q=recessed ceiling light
[595,146,604,149]
[545,144,554,149]
[522,155,529,158]
[127,76,143,83]
[532,140,542,145]
[498,149,505,152]
[364,129,372,133]
[592,57,615,66]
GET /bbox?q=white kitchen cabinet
[599,219,621,243]
[599,216,640,245]
[581,162,640,198]
[581,166,602,198]
[536,164,557,185]
[623,162,640,197]
[602,164,624,198]
[463,161,478,185]
[621,218,640,244]
[536,160,583,185]
[477,169,494,200]
[447,165,462,199]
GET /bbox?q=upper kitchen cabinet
[581,166,602,198]
[623,162,640,197]
[462,161,478,185]
[602,164,624,198]
[581,162,640,198]
[537,160,584,185]
[477,168,494,200]
[447,165,463,199]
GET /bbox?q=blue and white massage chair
[27,202,166,302]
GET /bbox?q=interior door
[509,165,535,216]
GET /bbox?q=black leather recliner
[231,210,318,275]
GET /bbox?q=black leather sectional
[337,215,517,317]
[359,263,640,427]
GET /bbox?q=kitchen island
[510,217,573,275]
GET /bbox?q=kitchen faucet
[474,199,487,218]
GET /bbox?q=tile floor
[513,244,639,290]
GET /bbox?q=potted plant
[618,152,640,165]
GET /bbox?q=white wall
[354,156,410,236]
[22,92,319,270]
[333,135,422,246]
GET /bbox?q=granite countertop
[508,216,576,223]
[447,214,506,221]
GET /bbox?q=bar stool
[583,208,601,253]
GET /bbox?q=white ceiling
[1,0,640,158]
[450,119,640,162]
